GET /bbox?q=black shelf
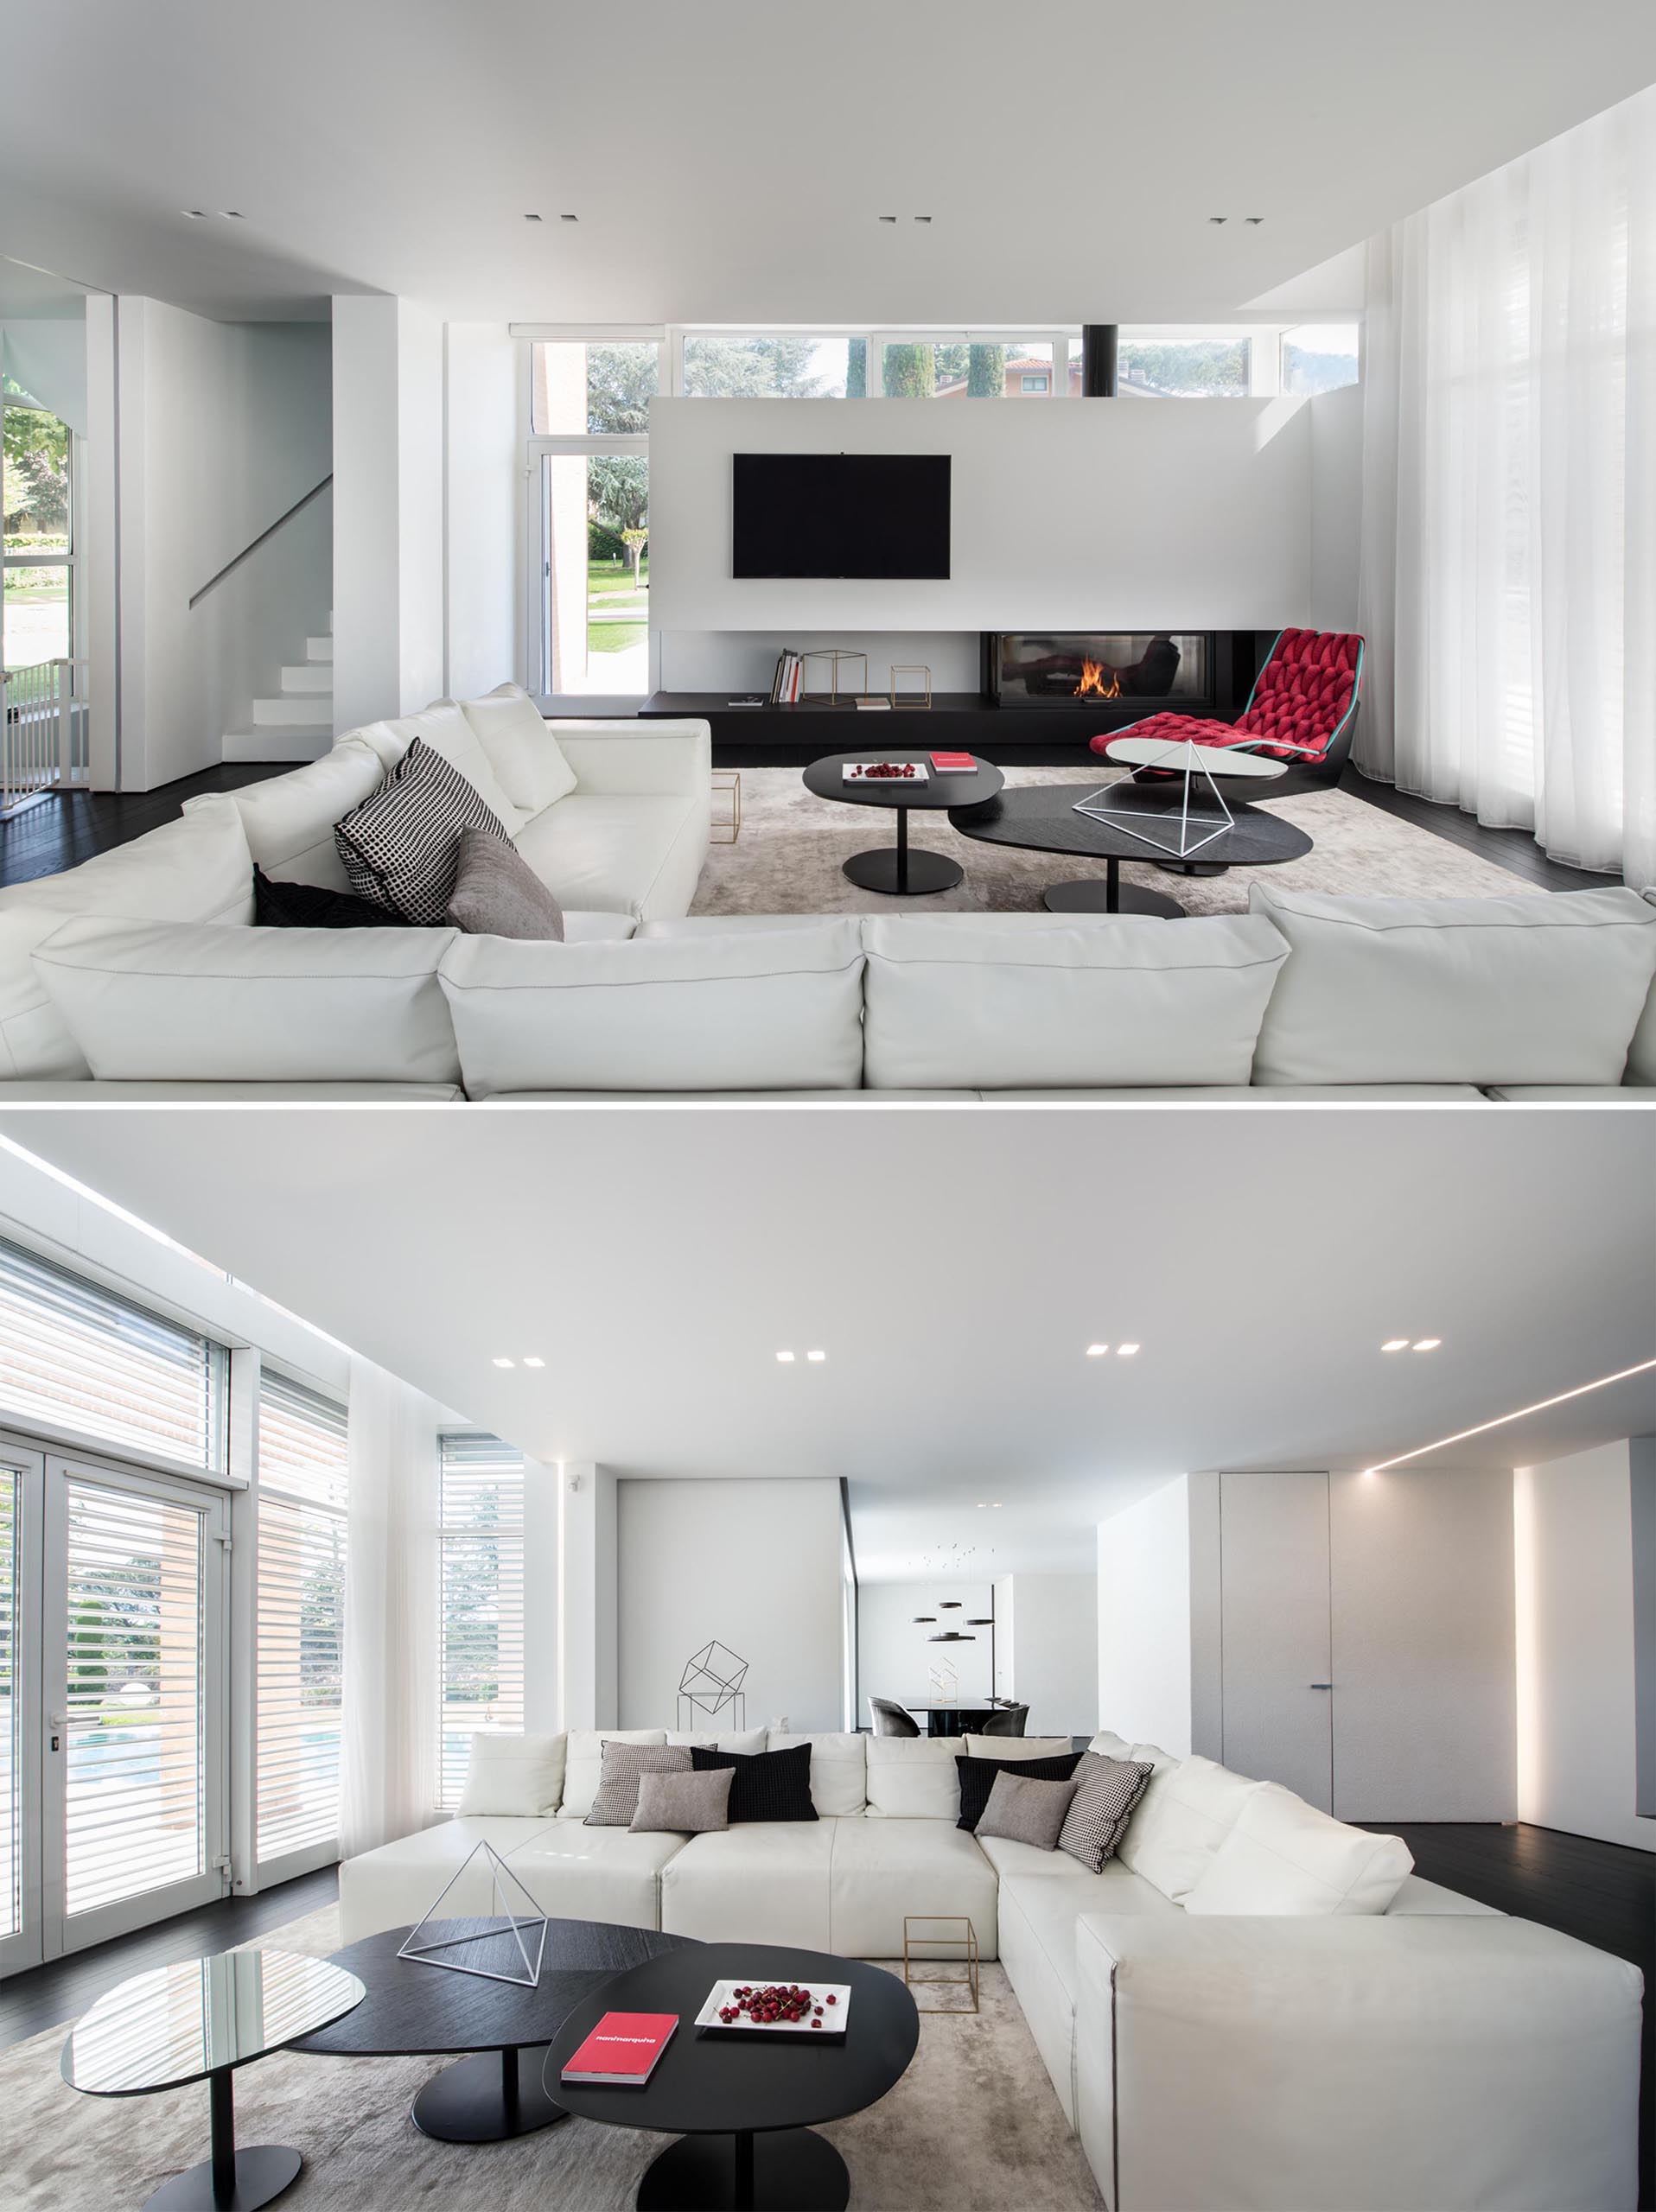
[636,691,1208,768]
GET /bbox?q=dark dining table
[900,1702,1010,1738]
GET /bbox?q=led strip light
[1361,1357,1656,1475]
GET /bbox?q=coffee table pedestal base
[843,847,961,897]
[638,2126,849,2212]
[144,2145,301,2212]
[412,2044,568,2143]
[1043,879,1183,919]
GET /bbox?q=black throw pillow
[252,865,412,931]
[956,1749,1083,1833]
[689,1741,817,1823]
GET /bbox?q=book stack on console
[769,650,803,704]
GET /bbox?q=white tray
[693,1977,852,2036]
[843,761,927,783]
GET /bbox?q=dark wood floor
[0,1864,339,2047]
[1361,1821,1654,2209]
[0,756,1611,894]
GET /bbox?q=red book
[561,2012,678,2086]
[931,751,974,772]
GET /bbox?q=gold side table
[711,768,742,844]
[902,1915,979,2013]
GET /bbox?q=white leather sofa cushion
[351,721,415,773]
[502,1819,691,1930]
[985,1084,1487,1099]
[961,1735,1075,1760]
[459,683,577,813]
[513,795,706,922]
[207,737,386,892]
[636,916,853,938]
[660,1821,837,1949]
[666,1728,768,1752]
[1251,884,1656,1086]
[769,1732,867,1815]
[558,1729,668,1820]
[441,921,865,1097]
[1115,1753,1259,1902]
[481,1090,982,1102]
[337,1815,554,1942]
[1183,1783,1414,1916]
[861,914,1289,1090]
[0,1079,464,1098]
[1088,1731,1136,1760]
[827,1816,1000,1959]
[864,1736,962,1821]
[1387,1872,1502,1916]
[0,795,253,1080]
[384,698,527,837]
[33,918,462,1085]
[1483,1084,1648,1101]
[552,721,711,799]
[456,1731,567,1817]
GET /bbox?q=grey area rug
[11,1903,1100,2211]
[690,764,1542,917]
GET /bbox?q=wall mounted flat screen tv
[732,453,951,579]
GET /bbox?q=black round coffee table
[950,780,1313,916]
[294,1916,695,2145]
[803,751,1003,896]
[545,1940,920,2212]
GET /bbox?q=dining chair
[869,1696,921,1738]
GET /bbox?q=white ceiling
[5,1109,1651,1580]
[2,3,1654,323]
[0,256,92,322]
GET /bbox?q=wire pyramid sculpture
[396,1840,547,1988]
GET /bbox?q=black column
[1081,325,1118,397]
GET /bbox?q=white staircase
[223,618,336,763]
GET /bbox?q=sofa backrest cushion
[1088,1730,1137,1761]
[557,1729,668,1820]
[33,918,461,1084]
[666,1728,769,1754]
[769,1732,867,1816]
[864,1735,962,1820]
[440,920,866,1096]
[0,796,254,1081]
[1627,891,1656,1083]
[1183,1783,1414,1916]
[1250,885,1656,1084]
[460,683,578,815]
[384,698,529,838]
[962,1734,1075,1760]
[861,915,1289,1090]
[1115,1752,1259,1902]
[457,1731,568,1817]
[213,738,387,892]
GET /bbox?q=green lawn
[589,556,647,652]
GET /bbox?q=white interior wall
[617,1478,845,1732]
[857,1581,994,1713]
[443,321,519,699]
[1516,1440,1653,1851]
[1097,1477,1194,1755]
[557,1460,615,1731]
[1309,382,1363,633]
[1001,1571,1098,1738]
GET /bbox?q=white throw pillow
[440,921,866,1096]
[1115,1752,1259,1902]
[460,683,578,815]
[864,1735,961,1820]
[1183,1783,1414,1916]
[384,699,528,838]
[0,796,253,1080]
[961,1735,1075,1760]
[557,1729,667,1820]
[215,737,386,892]
[1249,884,1656,1085]
[861,914,1289,1090]
[769,1732,867,1815]
[457,1731,567,1817]
[33,918,461,1084]
[666,1728,769,1753]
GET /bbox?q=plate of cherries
[694,1977,852,2037]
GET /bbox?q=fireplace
[989,632,1214,709]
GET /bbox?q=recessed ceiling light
[524,213,543,222]
[492,1357,515,1369]
[990,1502,1003,1509]
[806,1349,826,1363]
[1086,1344,1109,1357]
[523,1357,545,1369]
[1245,215,1265,225]
[560,213,578,222]
[1117,1343,1140,1356]
[914,215,933,224]
[220,210,244,220]
[1209,214,1228,225]
[878,214,897,224]
[1411,1338,1442,1351]
[1381,1338,1411,1352]
[182,209,209,219]
[775,1350,795,1363]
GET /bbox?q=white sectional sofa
[1,700,1653,1099]
[338,1727,1643,2211]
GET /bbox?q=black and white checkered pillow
[1057,1753,1153,1873]
[334,737,508,925]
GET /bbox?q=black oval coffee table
[294,1916,696,2145]
[545,1940,920,2211]
[950,779,1313,916]
[803,751,1003,895]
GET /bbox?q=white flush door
[1219,1470,1333,1811]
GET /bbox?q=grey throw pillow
[585,1742,691,1826]
[632,1765,735,1834]
[976,1769,1080,1853]
[445,826,565,941]
[1057,1753,1154,1873]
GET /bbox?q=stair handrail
[188,473,333,609]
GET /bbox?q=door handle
[1309,1683,1332,1690]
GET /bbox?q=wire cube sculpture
[678,1639,749,1732]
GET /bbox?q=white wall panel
[1219,1471,1333,1810]
[1097,1477,1194,1755]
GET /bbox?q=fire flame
[1074,658,1121,700]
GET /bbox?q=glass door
[41,1455,229,1955]
[0,1442,43,1974]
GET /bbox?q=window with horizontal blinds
[0,1237,225,1471]
[1,1465,17,1940]
[256,1373,347,1867]
[437,1433,525,1810]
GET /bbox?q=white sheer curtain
[1359,81,1656,887]
[341,1356,441,1858]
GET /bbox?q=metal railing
[1,657,89,816]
